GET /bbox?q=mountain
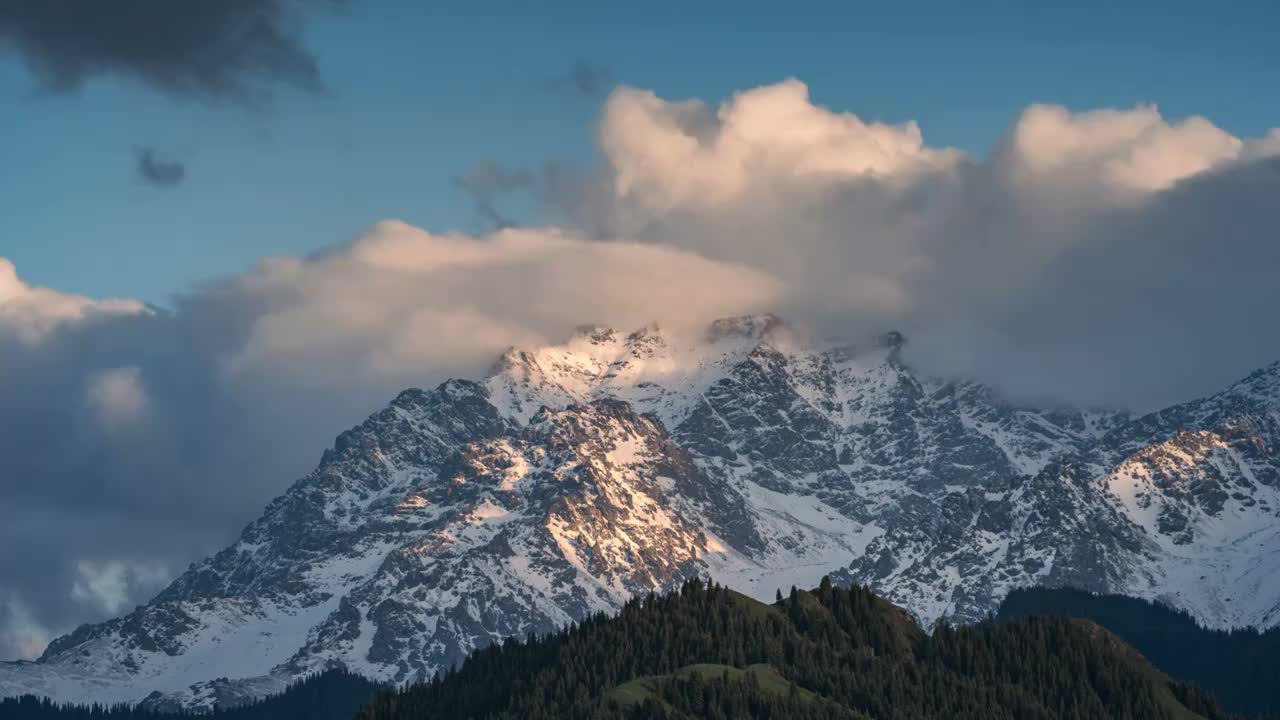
[3,315,1279,708]
[355,577,1230,720]
[998,587,1280,717]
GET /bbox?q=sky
[2,0,1280,661]
[4,1,1279,304]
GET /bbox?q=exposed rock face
[4,317,1279,709]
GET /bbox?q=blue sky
[2,0,1278,305]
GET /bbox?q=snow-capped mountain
[4,315,1279,709]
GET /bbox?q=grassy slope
[605,663,808,705]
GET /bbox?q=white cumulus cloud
[0,258,147,346]
[600,78,962,214]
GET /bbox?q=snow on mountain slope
[1094,362,1280,628]
[4,316,1280,709]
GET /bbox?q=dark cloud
[0,291,411,660]
[452,160,534,229]
[0,0,337,103]
[951,155,1280,410]
[539,60,613,98]
[567,61,612,97]
[134,147,186,187]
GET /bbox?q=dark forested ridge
[4,582,1255,720]
[0,669,379,720]
[358,577,1229,720]
[998,587,1280,718]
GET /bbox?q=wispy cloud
[135,147,186,187]
[539,60,614,98]
[452,161,534,229]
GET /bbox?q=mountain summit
[4,315,1279,708]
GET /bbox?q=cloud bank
[3,78,1279,659]
[577,80,1280,407]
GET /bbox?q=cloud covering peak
[225,220,781,382]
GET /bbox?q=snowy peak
[484,316,798,426]
[1225,360,1280,403]
[1097,360,1280,538]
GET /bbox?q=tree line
[357,576,1230,719]
[999,586,1280,718]
[5,579,1255,719]
[0,668,378,720]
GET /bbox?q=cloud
[539,60,614,97]
[71,559,168,616]
[2,78,1280,659]
[566,60,613,97]
[997,104,1247,193]
[0,597,50,661]
[85,366,149,427]
[227,221,783,381]
[564,80,1280,408]
[598,79,963,214]
[0,0,337,103]
[0,258,146,346]
[135,148,186,187]
[452,161,534,229]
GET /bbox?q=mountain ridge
[4,314,1279,709]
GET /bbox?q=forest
[3,580,1256,720]
[358,577,1227,719]
[0,668,378,720]
[999,587,1280,718]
